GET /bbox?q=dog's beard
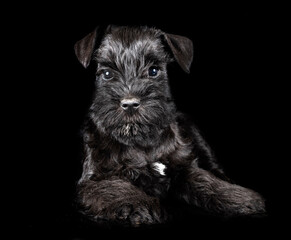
[90,98,174,147]
[117,123,139,137]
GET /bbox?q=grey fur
[74,25,266,226]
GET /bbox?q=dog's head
[74,25,193,147]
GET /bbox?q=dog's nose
[120,98,140,111]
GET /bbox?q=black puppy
[74,25,265,226]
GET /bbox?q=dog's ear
[75,25,113,68]
[74,28,98,68]
[163,33,193,73]
[74,25,116,68]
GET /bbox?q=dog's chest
[136,161,170,198]
[120,147,168,174]
[120,159,168,179]
[118,150,170,197]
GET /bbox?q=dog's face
[75,26,193,147]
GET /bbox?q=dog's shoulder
[175,112,198,136]
[174,112,209,149]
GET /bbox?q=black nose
[121,98,140,111]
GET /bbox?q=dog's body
[74,26,265,226]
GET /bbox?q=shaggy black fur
[74,25,265,226]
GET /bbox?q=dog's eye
[102,70,114,80]
[148,67,159,77]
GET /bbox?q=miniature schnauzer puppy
[74,25,265,226]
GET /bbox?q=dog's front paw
[114,201,166,226]
[218,185,266,217]
[129,205,164,226]
[237,190,266,216]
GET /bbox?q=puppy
[74,25,265,226]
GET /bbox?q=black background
[7,2,287,239]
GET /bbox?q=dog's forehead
[96,27,166,62]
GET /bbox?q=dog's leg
[174,166,266,216]
[177,115,231,181]
[77,178,166,226]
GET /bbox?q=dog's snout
[121,98,140,111]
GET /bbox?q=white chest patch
[153,162,166,176]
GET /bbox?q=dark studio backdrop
[10,2,285,239]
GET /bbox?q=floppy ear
[163,33,193,73]
[74,27,99,68]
